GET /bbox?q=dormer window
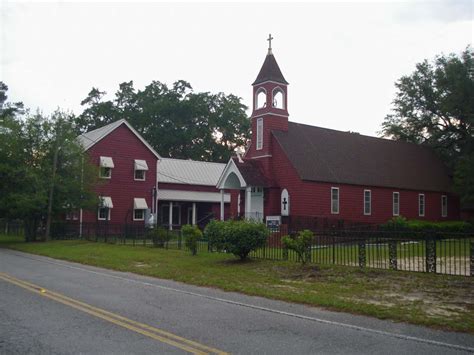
[272,87,284,109]
[99,156,114,179]
[255,88,267,110]
[134,159,148,181]
[256,118,263,150]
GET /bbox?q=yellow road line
[0,272,228,355]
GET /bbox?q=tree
[77,80,250,162]
[381,47,474,204]
[182,224,202,256]
[282,230,313,265]
[0,83,98,241]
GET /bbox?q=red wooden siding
[82,124,158,224]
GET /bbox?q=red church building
[217,43,459,225]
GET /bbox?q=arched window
[272,88,284,109]
[255,89,267,110]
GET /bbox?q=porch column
[220,190,225,221]
[169,202,173,230]
[192,202,197,225]
[245,187,252,220]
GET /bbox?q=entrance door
[187,207,193,225]
[250,187,264,222]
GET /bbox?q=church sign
[281,189,290,216]
[266,215,281,231]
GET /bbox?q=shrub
[381,216,408,230]
[203,219,227,252]
[381,217,472,233]
[182,224,202,256]
[147,226,171,248]
[282,230,313,265]
[205,219,269,260]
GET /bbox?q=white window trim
[331,187,340,214]
[133,209,145,221]
[97,207,111,221]
[255,88,267,110]
[99,167,112,179]
[393,192,400,216]
[256,117,263,151]
[418,193,425,217]
[363,189,371,216]
[441,195,448,218]
[134,169,146,181]
[272,87,285,110]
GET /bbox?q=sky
[1,1,473,137]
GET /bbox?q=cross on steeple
[267,34,274,53]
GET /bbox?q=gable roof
[77,119,161,159]
[252,52,289,85]
[158,158,226,186]
[272,122,451,192]
[231,157,269,187]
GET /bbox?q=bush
[182,224,202,256]
[147,227,171,248]
[282,230,313,265]
[205,219,269,260]
[380,216,408,230]
[381,216,472,233]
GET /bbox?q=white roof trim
[216,158,247,189]
[134,198,148,209]
[78,119,161,159]
[99,196,113,208]
[134,159,149,171]
[100,156,114,168]
[158,189,230,203]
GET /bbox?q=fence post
[332,234,336,264]
[358,239,366,268]
[470,240,474,277]
[425,236,437,273]
[388,240,397,270]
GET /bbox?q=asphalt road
[0,249,473,355]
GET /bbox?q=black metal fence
[0,219,24,236]
[42,221,474,277]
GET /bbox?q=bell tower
[248,34,289,159]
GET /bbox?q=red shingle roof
[272,122,451,192]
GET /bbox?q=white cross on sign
[281,189,289,216]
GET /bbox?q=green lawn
[1,234,473,333]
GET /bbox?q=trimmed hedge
[381,216,472,233]
[204,219,269,260]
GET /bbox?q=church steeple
[253,34,289,86]
[248,35,289,159]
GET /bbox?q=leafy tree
[0,83,98,241]
[282,230,313,265]
[381,47,474,204]
[77,80,250,162]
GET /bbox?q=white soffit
[158,189,230,203]
[134,159,149,171]
[100,156,114,168]
[134,198,148,209]
[100,196,113,208]
[158,158,226,186]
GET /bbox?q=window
[255,89,266,109]
[161,204,181,226]
[272,88,284,109]
[98,207,110,221]
[134,159,148,181]
[441,195,448,217]
[364,190,371,215]
[134,209,144,221]
[393,192,400,216]
[251,187,263,193]
[134,169,145,180]
[418,194,425,217]
[256,117,263,150]
[100,167,112,179]
[98,196,113,221]
[99,156,114,179]
[331,187,339,214]
[66,211,79,220]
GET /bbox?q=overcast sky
[1,1,472,136]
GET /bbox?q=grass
[1,234,473,334]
